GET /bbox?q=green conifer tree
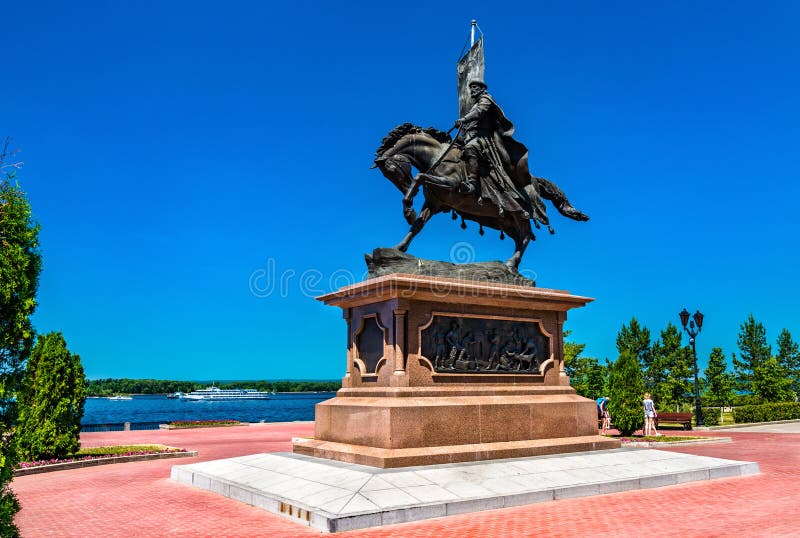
[775,329,800,396]
[650,323,693,411]
[703,347,734,406]
[16,333,86,461]
[0,142,41,537]
[607,351,645,435]
[752,356,794,403]
[616,318,652,370]
[732,314,771,393]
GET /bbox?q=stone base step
[171,449,759,533]
[293,434,620,468]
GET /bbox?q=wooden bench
[654,412,693,430]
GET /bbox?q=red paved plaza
[13,423,800,537]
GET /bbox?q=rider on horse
[454,79,530,219]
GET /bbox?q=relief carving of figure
[513,334,539,372]
[445,322,472,369]
[483,328,501,370]
[432,328,448,369]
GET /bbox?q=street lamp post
[679,308,704,427]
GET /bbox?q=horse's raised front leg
[395,203,434,252]
[403,198,418,225]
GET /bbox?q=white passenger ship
[180,386,271,401]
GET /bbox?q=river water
[83,392,336,425]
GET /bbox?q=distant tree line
[565,315,800,433]
[85,378,341,396]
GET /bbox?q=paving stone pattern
[12,422,800,537]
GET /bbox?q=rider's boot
[462,157,483,205]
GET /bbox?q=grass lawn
[18,444,187,469]
[168,420,241,428]
[606,435,708,443]
[77,445,182,456]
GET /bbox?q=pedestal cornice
[317,273,594,311]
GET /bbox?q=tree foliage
[703,347,734,406]
[16,333,86,461]
[650,323,693,411]
[607,351,645,435]
[615,318,652,373]
[562,330,585,372]
[566,356,606,399]
[775,329,800,396]
[0,142,40,536]
[752,356,794,403]
[732,314,771,393]
[563,330,606,399]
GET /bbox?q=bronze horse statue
[373,123,588,270]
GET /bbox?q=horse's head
[373,153,414,193]
[372,123,452,194]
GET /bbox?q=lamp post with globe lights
[679,308,704,427]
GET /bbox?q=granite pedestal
[293,274,619,467]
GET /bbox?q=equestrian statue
[373,79,588,271]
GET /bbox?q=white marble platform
[171,449,758,533]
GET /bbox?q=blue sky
[5,1,800,379]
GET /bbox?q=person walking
[643,392,660,436]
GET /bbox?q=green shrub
[733,402,800,423]
[731,393,760,406]
[16,333,86,461]
[0,437,21,537]
[607,351,645,435]
[701,407,721,426]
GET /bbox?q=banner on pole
[457,37,484,117]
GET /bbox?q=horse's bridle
[381,153,415,185]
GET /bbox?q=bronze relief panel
[420,314,549,374]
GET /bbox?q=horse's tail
[534,176,590,222]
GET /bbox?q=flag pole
[471,20,476,47]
